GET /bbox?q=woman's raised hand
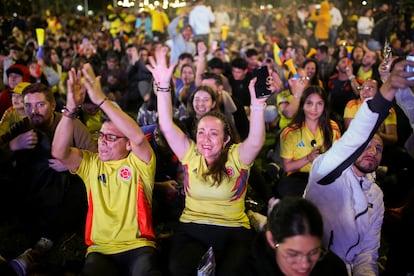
[147,46,176,88]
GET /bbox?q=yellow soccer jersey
[179,141,252,229]
[344,99,397,126]
[276,89,294,130]
[75,150,156,255]
[280,121,341,174]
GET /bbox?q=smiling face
[192,90,216,118]
[196,115,230,165]
[181,65,195,85]
[304,61,316,79]
[97,121,130,161]
[359,79,378,101]
[303,93,324,121]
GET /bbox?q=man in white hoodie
[304,57,414,275]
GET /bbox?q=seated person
[52,65,162,276]
[249,196,348,276]
[278,85,341,198]
[0,82,30,135]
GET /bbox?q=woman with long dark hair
[277,85,341,198]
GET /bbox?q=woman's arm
[148,46,190,160]
[238,78,268,165]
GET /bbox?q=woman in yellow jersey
[277,85,341,198]
[149,46,270,276]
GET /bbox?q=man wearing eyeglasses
[343,78,398,146]
[304,58,414,275]
[52,64,161,276]
[0,82,97,275]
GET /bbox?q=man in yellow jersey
[52,64,161,276]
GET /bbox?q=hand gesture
[48,158,68,172]
[288,75,309,96]
[307,145,321,163]
[146,46,175,88]
[379,56,398,83]
[10,130,38,150]
[66,68,85,110]
[81,63,106,105]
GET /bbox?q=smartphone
[253,65,272,98]
[406,55,414,81]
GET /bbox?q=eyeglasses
[95,131,127,142]
[275,243,326,264]
[358,86,375,91]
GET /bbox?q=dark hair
[178,52,194,62]
[180,24,192,33]
[286,85,334,152]
[207,57,224,70]
[245,48,258,57]
[302,58,322,86]
[22,83,55,104]
[317,45,329,55]
[187,85,218,119]
[268,197,324,243]
[201,72,223,86]
[42,46,57,68]
[180,63,195,75]
[196,110,240,186]
[230,57,248,70]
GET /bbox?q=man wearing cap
[2,45,26,87]
[0,82,30,135]
[0,63,31,118]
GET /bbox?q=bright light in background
[117,0,135,7]
[136,0,188,10]
[77,4,83,11]
[361,0,368,5]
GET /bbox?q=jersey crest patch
[225,166,235,177]
[118,166,132,181]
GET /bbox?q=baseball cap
[12,82,31,94]
[6,64,31,82]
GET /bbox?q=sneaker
[9,248,34,276]
[33,237,54,254]
[9,237,53,276]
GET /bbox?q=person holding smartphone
[148,45,270,276]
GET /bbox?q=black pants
[275,172,309,198]
[168,222,252,276]
[81,246,162,276]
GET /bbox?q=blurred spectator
[308,2,331,44]
[0,64,30,118]
[167,13,196,65]
[150,6,170,42]
[189,0,215,46]
[0,82,30,135]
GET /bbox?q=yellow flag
[273,42,284,66]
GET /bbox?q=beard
[354,159,378,174]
